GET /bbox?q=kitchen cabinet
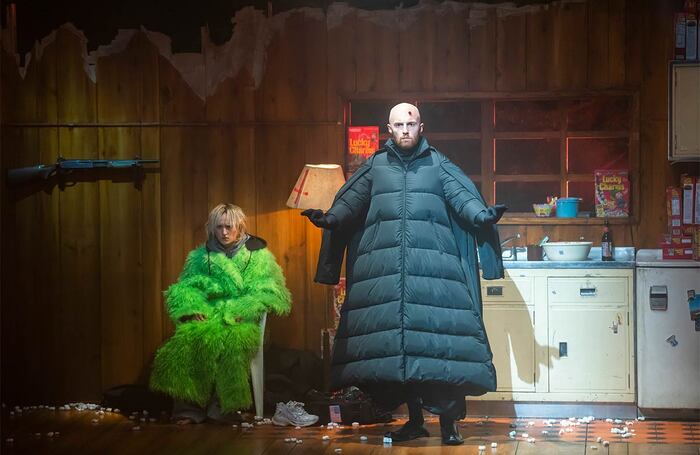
[669,61,700,161]
[473,268,634,402]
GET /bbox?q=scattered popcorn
[47,432,54,437]
[91,419,99,424]
[132,426,141,431]
[478,445,486,451]
[638,416,646,421]
[621,433,632,438]
[603,440,610,447]
[541,430,549,435]
[522,433,529,438]
[295,426,301,430]
[559,429,565,435]
[322,435,330,441]
[254,415,262,421]
[383,436,392,444]
[360,435,368,441]
[605,418,613,423]
[35,433,42,437]
[597,436,603,442]
[231,425,237,428]
[491,442,498,448]
[320,425,325,428]
[566,428,574,433]
[614,419,622,424]
[509,430,516,438]
[296,439,303,444]
[114,409,121,413]
[334,449,343,453]
[352,422,360,427]
[142,410,149,415]
[527,437,535,443]
[591,445,598,450]
[527,421,535,426]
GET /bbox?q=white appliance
[636,249,700,410]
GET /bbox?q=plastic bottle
[601,220,614,261]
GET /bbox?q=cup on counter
[527,245,544,261]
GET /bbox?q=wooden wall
[1,0,695,405]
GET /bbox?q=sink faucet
[500,233,521,260]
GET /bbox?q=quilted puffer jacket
[317,137,504,396]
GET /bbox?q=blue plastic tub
[556,198,581,218]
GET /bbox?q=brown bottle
[601,221,614,261]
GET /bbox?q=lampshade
[286,164,346,211]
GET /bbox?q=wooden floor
[1,407,699,454]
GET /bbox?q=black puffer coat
[316,137,504,396]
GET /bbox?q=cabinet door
[484,305,536,392]
[549,307,629,392]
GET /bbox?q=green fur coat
[149,236,291,412]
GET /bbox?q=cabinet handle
[487,286,503,296]
[559,342,568,357]
[580,287,597,297]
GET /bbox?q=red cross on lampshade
[286,164,346,211]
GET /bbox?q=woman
[150,204,292,423]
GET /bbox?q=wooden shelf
[499,214,635,225]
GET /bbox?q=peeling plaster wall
[1,0,557,101]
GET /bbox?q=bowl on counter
[542,241,592,261]
[532,203,553,217]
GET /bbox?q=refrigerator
[636,249,700,410]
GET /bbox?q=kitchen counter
[503,260,635,269]
[501,246,636,269]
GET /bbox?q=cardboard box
[687,18,699,59]
[695,181,700,225]
[676,13,689,59]
[681,176,697,226]
[667,186,683,227]
[660,233,694,246]
[661,244,694,260]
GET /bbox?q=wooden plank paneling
[526,6,553,90]
[327,7,356,119]
[433,4,470,92]
[608,0,626,87]
[399,7,434,92]
[55,27,102,402]
[550,1,588,90]
[496,7,527,91]
[468,6,497,91]
[259,12,327,121]
[355,12,400,93]
[254,126,307,351]
[587,0,610,89]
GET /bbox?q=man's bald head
[387,103,424,150]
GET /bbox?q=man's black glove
[301,209,339,230]
[474,203,508,226]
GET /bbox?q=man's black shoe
[439,417,464,445]
[385,421,430,442]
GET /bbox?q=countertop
[502,246,636,269]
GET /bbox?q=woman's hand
[180,313,207,323]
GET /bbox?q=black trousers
[365,384,467,421]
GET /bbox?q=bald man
[303,103,506,445]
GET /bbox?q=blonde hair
[206,203,247,242]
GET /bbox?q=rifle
[6,157,159,188]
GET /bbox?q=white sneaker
[272,401,319,427]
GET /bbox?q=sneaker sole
[272,415,318,427]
